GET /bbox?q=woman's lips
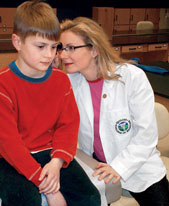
[64,63,73,67]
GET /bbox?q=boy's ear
[12,34,22,51]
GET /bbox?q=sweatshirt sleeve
[51,77,80,167]
[0,91,43,187]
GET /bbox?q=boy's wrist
[51,157,64,169]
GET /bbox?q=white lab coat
[68,63,166,193]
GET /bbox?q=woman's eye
[68,46,75,51]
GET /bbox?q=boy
[0,1,101,206]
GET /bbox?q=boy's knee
[1,180,41,206]
[1,192,41,206]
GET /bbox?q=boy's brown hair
[13,0,60,42]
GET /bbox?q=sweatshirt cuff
[51,149,74,168]
[29,166,43,187]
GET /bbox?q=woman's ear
[91,47,99,58]
[12,34,22,51]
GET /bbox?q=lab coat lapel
[100,80,115,122]
[78,78,94,128]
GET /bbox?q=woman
[56,17,169,205]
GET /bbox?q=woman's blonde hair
[60,17,129,80]
[13,0,60,42]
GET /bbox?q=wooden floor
[155,94,169,112]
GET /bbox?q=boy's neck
[15,59,46,78]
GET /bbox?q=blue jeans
[41,194,48,206]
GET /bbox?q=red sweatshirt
[0,61,80,187]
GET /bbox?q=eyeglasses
[56,42,92,54]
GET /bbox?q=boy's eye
[52,46,57,49]
[37,45,44,49]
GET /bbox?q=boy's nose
[45,48,54,58]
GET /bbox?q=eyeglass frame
[56,42,93,54]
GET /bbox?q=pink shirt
[88,78,106,163]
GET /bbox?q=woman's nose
[58,49,68,59]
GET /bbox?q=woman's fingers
[93,163,121,184]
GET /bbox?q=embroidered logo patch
[115,119,131,134]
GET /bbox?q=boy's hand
[92,162,121,184]
[39,158,64,195]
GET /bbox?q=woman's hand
[39,158,64,195]
[93,162,121,184]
